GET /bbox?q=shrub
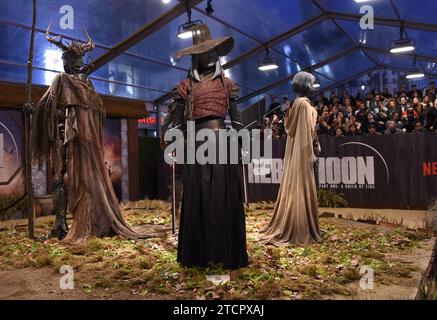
[318,190,348,208]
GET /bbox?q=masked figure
[32,24,164,243]
[262,72,322,246]
[168,24,249,269]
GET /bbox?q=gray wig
[292,71,316,97]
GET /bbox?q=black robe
[172,75,249,269]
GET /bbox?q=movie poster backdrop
[102,118,123,200]
[0,108,24,219]
[0,108,123,220]
[246,134,437,210]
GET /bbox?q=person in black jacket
[426,99,437,131]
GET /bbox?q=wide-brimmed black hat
[175,24,234,59]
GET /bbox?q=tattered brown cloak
[31,25,166,243]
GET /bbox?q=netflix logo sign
[423,162,437,176]
[138,115,158,130]
[138,116,157,125]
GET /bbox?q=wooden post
[25,0,37,239]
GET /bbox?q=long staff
[240,122,257,209]
[171,153,176,234]
[24,0,37,239]
[241,157,249,209]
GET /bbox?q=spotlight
[313,79,321,89]
[258,48,279,71]
[407,56,425,79]
[390,23,415,54]
[205,0,214,16]
[177,5,202,39]
[361,84,366,91]
[177,24,195,39]
[406,71,425,80]
[390,39,415,54]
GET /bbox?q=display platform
[0,200,435,300]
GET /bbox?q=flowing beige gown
[262,97,322,246]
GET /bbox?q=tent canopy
[1,0,436,104]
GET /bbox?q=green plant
[317,190,348,208]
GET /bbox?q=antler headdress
[46,21,95,56]
[46,22,95,74]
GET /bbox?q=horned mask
[46,22,95,74]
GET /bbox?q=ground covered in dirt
[0,200,435,300]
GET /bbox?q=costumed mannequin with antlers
[32,24,165,243]
[167,24,249,269]
[262,72,322,246]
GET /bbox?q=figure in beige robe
[262,72,322,246]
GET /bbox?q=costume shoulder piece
[173,77,239,101]
[174,79,191,101]
[224,77,240,100]
[295,97,310,104]
[57,73,104,112]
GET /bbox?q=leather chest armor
[176,75,234,120]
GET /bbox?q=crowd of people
[264,82,437,139]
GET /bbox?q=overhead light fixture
[177,25,194,39]
[177,4,202,39]
[406,71,425,80]
[406,55,425,80]
[390,39,415,54]
[313,79,320,89]
[390,23,415,54]
[258,48,279,71]
[361,83,366,91]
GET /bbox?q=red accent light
[138,117,157,125]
